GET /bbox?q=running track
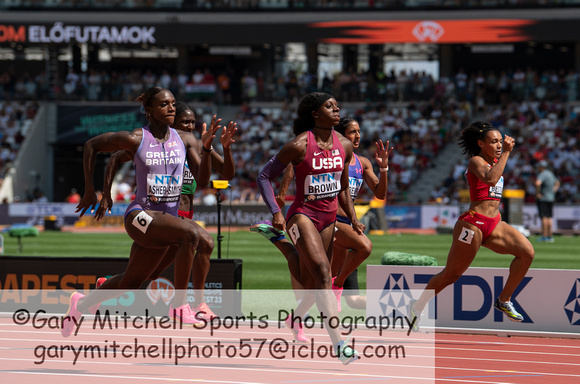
[1,315,579,384]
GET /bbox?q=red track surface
[1,314,579,384]
[435,332,580,383]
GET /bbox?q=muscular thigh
[483,221,532,256]
[443,220,482,275]
[125,210,196,248]
[287,214,334,276]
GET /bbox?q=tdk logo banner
[378,273,414,318]
[564,278,580,326]
[367,266,580,333]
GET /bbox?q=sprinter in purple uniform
[61,87,219,337]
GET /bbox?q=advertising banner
[0,256,242,317]
[2,18,580,45]
[384,206,421,229]
[5,203,80,226]
[420,205,461,229]
[0,203,271,227]
[2,203,578,230]
[367,265,580,334]
[380,204,580,231]
[56,105,145,145]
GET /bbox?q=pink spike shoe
[89,277,107,315]
[332,277,343,312]
[192,302,218,321]
[61,292,84,338]
[170,303,205,328]
[285,315,308,343]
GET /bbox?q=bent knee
[361,240,373,257]
[199,232,214,253]
[520,244,535,263]
[181,226,200,248]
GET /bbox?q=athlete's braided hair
[335,117,355,136]
[292,92,334,136]
[175,101,192,120]
[457,121,499,158]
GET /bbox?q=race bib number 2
[458,227,475,245]
[132,211,153,234]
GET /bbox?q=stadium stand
[2,64,580,204]
[0,101,38,194]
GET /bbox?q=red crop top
[464,159,504,201]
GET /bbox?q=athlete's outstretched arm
[257,156,289,232]
[209,121,237,180]
[76,130,139,217]
[276,164,294,209]
[257,137,304,232]
[182,116,220,188]
[94,150,132,221]
[362,139,393,200]
[338,138,365,235]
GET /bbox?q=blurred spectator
[202,188,218,205]
[65,188,81,204]
[115,178,135,202]
[535,160,560,242]
[32,188,48,203]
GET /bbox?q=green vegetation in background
[1,231,578,289]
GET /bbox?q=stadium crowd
[3,66,580,106]
[1,65,579,205]
[0,100,38,182]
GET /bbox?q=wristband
[203,145,213,152]
[380,166,389,172]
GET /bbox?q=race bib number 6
[132,211,153,234]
